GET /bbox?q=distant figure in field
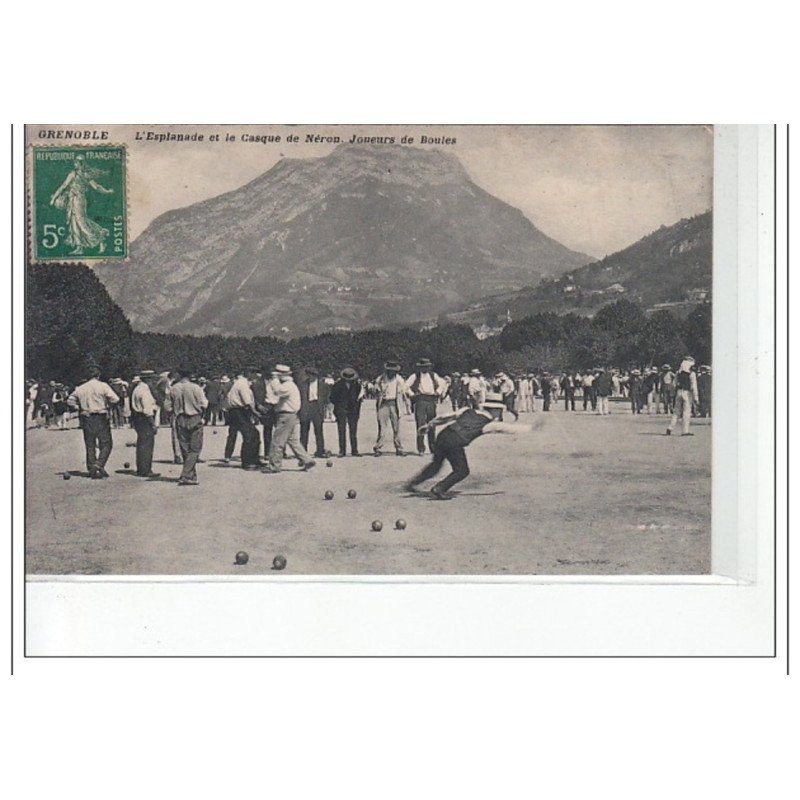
[594,368,612,415]
[628,369,643,414]
[560,372,576,411]
[697,365,712,418]
[581,370,596,411]
[660,364,676,414]
[403,403,531,499]
[666,358,699,436]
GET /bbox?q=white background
[1,2,795,798]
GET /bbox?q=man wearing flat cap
[298,365,330,458]
[329,366,364,456]
[373,360,411,456]
[406,358,447,455]
[129,369,160,477]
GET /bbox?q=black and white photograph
[25,124,715,577]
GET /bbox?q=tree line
[26,264,711,384]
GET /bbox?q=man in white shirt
[666,357,700,436]
[225,368,261,470]
[467,369,487,410]
[129,369,160,477]
[67,365,119,478]
[262,365,316,473]
[373,360,411,456]
[406,358,446,455]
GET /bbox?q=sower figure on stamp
[403,401,531,500]
[406,358,447,456]
[373,360,411,457]
[169,368,208,486]
[67,365,119,479]
[129,370,160,478]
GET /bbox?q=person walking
[329,366,363,457]
[169,368,208,485]
[407,358,447,455]
[67,366,119,479]
[373,360,410,457]
[262,365,316,473]
[298,365,329,458]
[595,368,613,415]
[403,402,531,499]
[225,368,262,470]
[666,358,700,436]
[129,369,160,478]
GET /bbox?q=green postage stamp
[30,145,127,261]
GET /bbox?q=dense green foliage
[26,265,712,383]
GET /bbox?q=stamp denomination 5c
[31,145,127,262]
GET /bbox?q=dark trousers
[81,413,113,472]
[131,412,155,476]
[261,407,276,457]
[176,413,204,482]
[408,429,470,493]
[583,387,597,410]
[414,396,438,453]
[335,410,360,455]
[300,406,325,456]
[543,393,551,411]
[226,406,260,466]
[502,394,519,420]
[564,388,575,410]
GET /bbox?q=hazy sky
[28,124,713,258]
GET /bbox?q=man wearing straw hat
[406,357,446,455]
[373,360,410,456]
[261,365,316,473]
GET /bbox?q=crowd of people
[26,356,711,495]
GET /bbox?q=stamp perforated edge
[26,141,130,265]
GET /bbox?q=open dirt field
[26,400,711,576]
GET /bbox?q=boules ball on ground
[124,462,130,469]
[272,555,287,571]
[326,460,333,467]
[371,520,383,532]
[395,519,407,530]
[324,490,334,500]
[235,551,249,565]
[63,473,70,480]
[347,489,357,499]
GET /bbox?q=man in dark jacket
[298,365,329,458]
[697,365,712,418]
[329,366,363,457]
[594,368,613,415]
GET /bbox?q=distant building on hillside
[604,283,626,294]
[686,287,710,302]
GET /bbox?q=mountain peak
[96,147,591,337]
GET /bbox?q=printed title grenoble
[132,131,455,145]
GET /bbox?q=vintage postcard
[25,124,714,577]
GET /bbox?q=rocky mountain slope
[95,144,591,337]
[446,211,712,325]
